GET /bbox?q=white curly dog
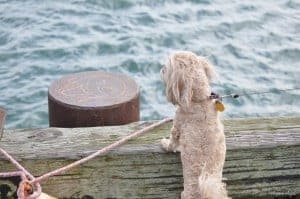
[161,51,230,199]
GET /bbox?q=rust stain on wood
[0,108,6,141]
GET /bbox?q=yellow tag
[215,101,225,112]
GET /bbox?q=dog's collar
[193,92,225,112]
[209,92,221,100]
[194,92,221,102]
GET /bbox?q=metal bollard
[48,71,140,128]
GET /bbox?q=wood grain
[0,117,299,198]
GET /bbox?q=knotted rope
[0,148,42,199]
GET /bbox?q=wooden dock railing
[0,117,299,198]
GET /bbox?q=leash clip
[209,92,221,100]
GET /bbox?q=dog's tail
[198,174,231,199]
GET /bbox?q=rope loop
[17,179,41,199]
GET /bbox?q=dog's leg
[161,125,180,152]
[181,191,185,199]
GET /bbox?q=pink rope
[0,118,172,198]
[0,171,26,179]
[17,180,41,199]
[32,118,172,183]
[0,148,42,199]
[0,148,34,180]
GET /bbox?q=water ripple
[0,0,299,128]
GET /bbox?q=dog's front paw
[161,138,171,151]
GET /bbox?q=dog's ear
[166,58,193,109]
[199,57,215,81]
[178,75,193,109]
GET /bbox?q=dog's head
[161,51,215,109]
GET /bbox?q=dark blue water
[0,0,299,128]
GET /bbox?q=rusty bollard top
[48,71,140,127]
[0,108,6,140]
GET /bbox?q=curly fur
[161,51,230,199]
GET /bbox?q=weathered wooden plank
[0,117,299,198]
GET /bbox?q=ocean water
[0,0,299,129]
